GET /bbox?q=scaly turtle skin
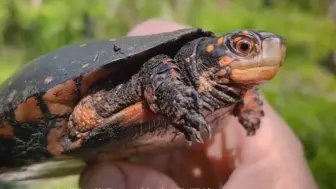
[0,28,286,180]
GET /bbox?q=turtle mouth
[214,63,281,85]
[229,64,280,85]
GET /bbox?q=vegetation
[0,0,335,188]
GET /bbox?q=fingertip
[79,161,179,189]
[79,162,126,189]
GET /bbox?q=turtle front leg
[233,87,264,136]
[140,54,211,145]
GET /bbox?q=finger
[79,161,179,189]
[125,110,238,188]
[222,101,318,189]
[127,19,189,36]
[137,135,234,189]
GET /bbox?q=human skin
[78,19,318,189]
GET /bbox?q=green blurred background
[0,0,335,188]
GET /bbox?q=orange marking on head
[217,37,224,46]
[43,80,78,116]
[14,97,43,123]
[47,119,67,156]
[206,44,215,53]
[219,56,233,66]
[71,98,102,133]
[44,76,53,84]
[0,121,14,138]
[80,67,115,96]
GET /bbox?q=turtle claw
[247,131,255,136]
[201,100,214,113]
[195,135,204,144]
[205,124,212,140]
[192,128,204,144]
[184,127,204,145]
[185,139,193,146]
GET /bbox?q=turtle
[0,28,286,181]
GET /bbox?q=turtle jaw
[229,64,280,85]
[222,33,286,86]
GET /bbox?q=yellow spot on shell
[82,63,90,68]
[80,44,87,47]
[44,76,53,84]
[206,44,215,53]
[217,37,224,45]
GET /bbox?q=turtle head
[196,29,286,87]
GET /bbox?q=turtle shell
[0,28,212,112]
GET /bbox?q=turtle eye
[234,38,254,55]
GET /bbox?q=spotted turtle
[0,28,285,181]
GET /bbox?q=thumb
[79,162,179,189]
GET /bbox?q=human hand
[78,19,318,189]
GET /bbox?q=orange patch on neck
[219,56,233,66]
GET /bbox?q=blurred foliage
[0,0,335,188]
